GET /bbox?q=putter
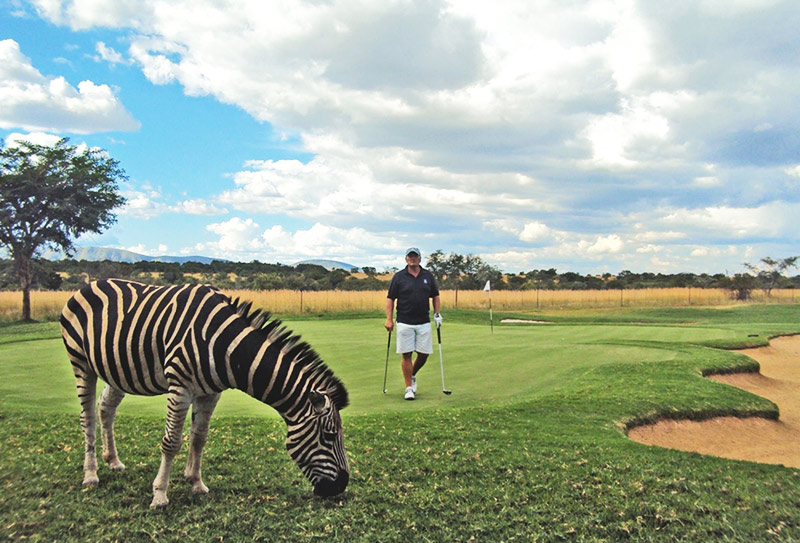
[437,326,452,395]
[382,329,392,394]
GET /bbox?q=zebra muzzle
[313,471,349,497]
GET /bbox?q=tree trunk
[21,286,31,322]
[15,252,34,322]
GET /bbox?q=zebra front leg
[184,393,221,495]
[151,387,193,509]
[75,371,100,487]
[99,384,127,471]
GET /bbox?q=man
[385,247,442,400]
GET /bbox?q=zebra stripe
[60,279,349,508]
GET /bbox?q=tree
[744,256,799,297]
[424,250,503,290]
[722,273,756,301]
[425,249,448,284]
[0,138,126,320]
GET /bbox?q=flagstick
[484,280,493,334]
[489,289,493,334]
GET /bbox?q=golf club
[382,329,392,394]
[437,326,452,395]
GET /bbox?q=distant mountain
[294,259,361,272]
[42,247,360,270]
[45,246,227,265]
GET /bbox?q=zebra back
[60,279,348,413]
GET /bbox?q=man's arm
[385,298,395,331]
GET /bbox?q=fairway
[1,305,799,542]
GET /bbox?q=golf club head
[443,390,452,395]
[383,389,387,394]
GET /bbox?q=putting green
[0,318,754,418]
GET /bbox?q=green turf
[1,305,799,542]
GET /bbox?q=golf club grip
[436,325,441,343]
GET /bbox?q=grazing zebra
[60,279,349,508]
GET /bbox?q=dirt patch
[628,335,800,468]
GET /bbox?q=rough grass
[2,287,798,323]
[1,305,799,542]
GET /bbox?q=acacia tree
[744,256,799,297]
[0,138,126,321]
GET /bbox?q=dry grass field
[1,287,798,322]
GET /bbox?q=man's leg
[412,353,429,376]
[413,323,433,377]
[401,352,415,387]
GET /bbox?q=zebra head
[285,391,349,497]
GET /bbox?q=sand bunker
[628,335,800,468]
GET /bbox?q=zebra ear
[309,391,326,413]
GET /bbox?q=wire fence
[2,287,798,323]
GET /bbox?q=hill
[294,259,361,272]
[44,246,227,265]
[42,247,359,270]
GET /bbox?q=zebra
[59,279,349,508]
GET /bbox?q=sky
[1,0,799,274]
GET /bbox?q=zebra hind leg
[98,384,127,471]
[151,386,193,509]
[74,369,100,486]
[184,393,221,495]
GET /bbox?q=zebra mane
[226,296,349,410]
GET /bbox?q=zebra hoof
[108,460,126,472]
[82,474,99,487]
[191,481,209,495]
[150,495,169,509]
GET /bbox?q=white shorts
[396,322,433,355]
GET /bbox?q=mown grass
[1,305,799,542]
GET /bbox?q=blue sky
[2,0,799,273]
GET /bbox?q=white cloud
[587,234,624,255]
[218,137,554,231]
[3,131,62,148]
[689,245,740,258]
[583,97,672,167]
[693,176,721,187]
[118,186,167,219]
[659,202,798,239]
[519,221,552,243]
[121,243,169,256]
[95,41,127,65]
[205,217,263,253]
[118,186,227,219]
[632,230,687,242]
[0,39,139,133]
[171,199,227,216]
[785,165,800,178]
[194,220,403,265]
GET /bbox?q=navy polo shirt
[387,266,440,325]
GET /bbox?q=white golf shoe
[404,386,415,400]
[411,375,417,393]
